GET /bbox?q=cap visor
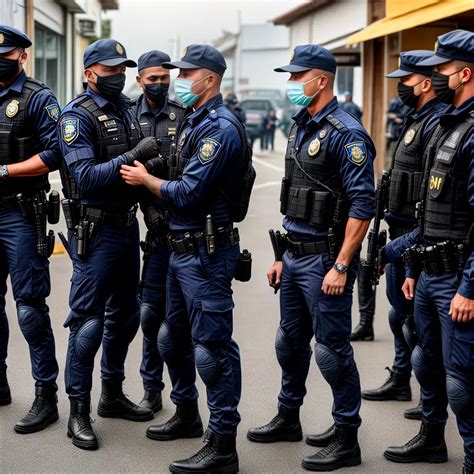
[416,53,450,66]
[162,60,200,70]
[274,64,312,73]
[99,57,137,67]
[0,46,16,53]
[385,68,413,78]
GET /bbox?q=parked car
[240,98,281,147]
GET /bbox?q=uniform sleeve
[334,130,376,220]
[26,88,61,171]
[161,120,241,209]
[57,109,130,197]
[384,227,420,263]
[457,133,474,299]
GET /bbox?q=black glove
[123,137,161,165]
[145,156,167,177]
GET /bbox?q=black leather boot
[384,422,448,463]
[97,380,153,421]
[306,423,336,447]
[350,313,374,341]
[14,385,58,434]
[247,405,302,443]
[404,396,422,420]
[146,401,203,441]
[67,400,98,450]
[302,425,361,471]
[169,431,239,473]
[362,367,412,401]
[139,390,162,414]
[0,367,11,406]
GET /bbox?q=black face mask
[431,70,463,105]
[397,81,421,109]
[144,83,169,104]
[95,72,126,99]
[0,57,20,82]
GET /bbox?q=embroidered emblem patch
[61,118,79,145]
[198,137,221,165]
[345,141,367,166]
[45,103,60,122]
[5,99,19,118]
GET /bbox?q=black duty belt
[82,205,137,227]
[286,236,330,256]
[168,225,239,254]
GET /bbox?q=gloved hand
[123,137,161,164]
[145,155,167,177]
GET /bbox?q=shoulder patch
[61,118,80,145]
[45,103,60,122]
[345,141,367,166]
[198,137,221,165]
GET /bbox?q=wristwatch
[0,165,8,180]
[333,263,348,274]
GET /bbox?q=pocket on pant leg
[13,258,50,301]
[452,324,474,375]
[69,270,99,316]
[195,297,234,343]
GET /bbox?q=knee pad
[140,303,159,339]
[158,320,179,365]
[275,327,295,372]
[194,343,221,387]
[74,318,103,362]
[446,374,473,417]
[315,343,343,387]
[17,304,47,345]
[388,307,403,335]
[411,345,440,387]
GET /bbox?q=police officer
[0,25,60,434]
[224,93,246,125]
[130,50,186,413]
[340,91,362,120]
[58,39,159,450]
[246,44,375,472]
[382,30,474,474]
[362,51,446,422]
[121,44,246,474]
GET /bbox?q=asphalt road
[0,132,464,473]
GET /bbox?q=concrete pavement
[0,131,464,473]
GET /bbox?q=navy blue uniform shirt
[161,94,244,231]
[283,97,376,239]
[0,70,61,170]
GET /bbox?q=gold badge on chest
[6,99,19,118]
[308,138,320,157]
[404,129,416,145]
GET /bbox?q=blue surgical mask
[174,75,209,107]
[286,74,323,106]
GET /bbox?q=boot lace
[191,442,217,463]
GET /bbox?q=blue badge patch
[345,141,367,166]
[61,118,79,145]
[198,137,221,165]
[45,103,60,122]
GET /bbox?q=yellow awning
[346,0,474,45]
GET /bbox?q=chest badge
[5,99,19,118]
[308,138,320,157]
[319,129,327,139]
[404,128,416,145]
[169,112,176,121]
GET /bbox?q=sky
[106,0,301,85]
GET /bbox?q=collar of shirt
[138,94,169,119]
[0,70,26,98]
[293,96,338,129]
[186,94,224,127]
[85,86,129,112]
[439,96,474,126]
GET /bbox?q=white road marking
[253,156,284,173]
[253,181,281,190]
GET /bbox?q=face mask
[94,72,126,99]
[174,76,209,107]
[144,82,169,104]
[286,74,323,106]
[431,70,464,104]
[0,57,20,82]
[397,80,424,109]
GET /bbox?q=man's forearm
[6,154,50,177]
[143,173,168,199]
[336,217,371,265]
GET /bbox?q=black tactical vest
[387,114,432,220]
[280,115,348,227]
[422,110,474,241]
[60,95,141,200]
[0,78,49,196]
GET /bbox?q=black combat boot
[169,431,239,473]
[0,367,11,405]
[306,423,336,447]
[247,405,302,443]
[139,390,162,414]
[67,400,98,450]
[302,425,361,471]
[362,367,412,401]
[14,385,58,434]
[350,314,374,341]
[404,395,422,420]
[146,401,203,441]
[384,422,448,463]
[97,380,153,421]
